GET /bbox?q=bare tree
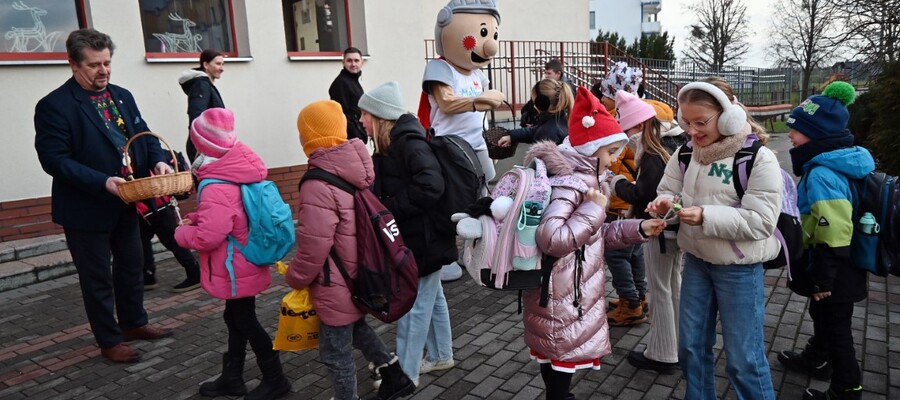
[832,0,900,64]
[683,0,750,70]
[767,0,841,99]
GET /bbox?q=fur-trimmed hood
[524,140,598,177]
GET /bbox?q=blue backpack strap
[197,178,233,202]
[197,178,239,297]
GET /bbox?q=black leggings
[540,363,573,400]
[224,297,275,360]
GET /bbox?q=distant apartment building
[589,0,662,42]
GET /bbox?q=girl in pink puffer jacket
[174,108,290,400]
[522,88,665,400]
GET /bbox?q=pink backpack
[462,158,587,290]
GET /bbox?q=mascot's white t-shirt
[424,59,489,151]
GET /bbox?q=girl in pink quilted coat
[287,100,414,400]
[174,108,290,400]
[522,88,665,400]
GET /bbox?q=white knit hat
[358,81,407,121]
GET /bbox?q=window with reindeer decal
[0,0,85,61]
[138,0,236,56]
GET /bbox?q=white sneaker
[420,358,455,374]
[440,262,463,282]
[369,361,382,389]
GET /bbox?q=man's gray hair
[434,0,500,55]
[66,29,115,64]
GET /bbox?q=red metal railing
[424,40,681,120]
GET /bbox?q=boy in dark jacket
[777,81,872,400]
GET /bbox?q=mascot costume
[419,0,504,181]
[419,0,505,282]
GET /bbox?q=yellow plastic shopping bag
[273,263,319,351]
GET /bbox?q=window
[0,0,85,62]
[138,0,236,57]
[589,11,595,30]
[282,0,366,57]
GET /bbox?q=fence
[423,39,871,123]
[423,40,681,119]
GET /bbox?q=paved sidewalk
[1,133,898,399]
[1,252,898,399]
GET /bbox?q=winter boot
[802,385,862,400]
[778,338,832,380]
[368,356,415,400]
[245,352,291,400]
[607,299,648,326]
[608,295,648,314]
[199,352,247,397]
[172,262,201,292]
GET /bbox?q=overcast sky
[658,0,775,68]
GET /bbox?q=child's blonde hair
[532,79,574,115]
[368,113,397,155]
[640,118,671,164]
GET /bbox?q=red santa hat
[567,87,628,157]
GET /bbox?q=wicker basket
[117,132,193,204]
[483,126,517,160]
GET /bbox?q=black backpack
[678,137,803,270]
[849,171,900,276]
[425,131,486,236]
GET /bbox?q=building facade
[588,0,661,42]
[0,0,586,241]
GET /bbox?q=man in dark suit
[34,29,174,363]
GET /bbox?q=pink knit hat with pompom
[190,108,237,158]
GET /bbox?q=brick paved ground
[1,134,898,399]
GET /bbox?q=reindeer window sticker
[3,1,64,53]
[152,13,202,53]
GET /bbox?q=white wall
[2,0,586,203]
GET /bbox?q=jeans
[223,297,275,360]
[319,318,392,400]
[643,236,682,363]
[809,301,861,391]
[396,272,453,382]
[64,212,148,348]
[139,206,199,278]
[605,244,647,302]
[679,254,774,400]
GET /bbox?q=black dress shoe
[627,350,678,375]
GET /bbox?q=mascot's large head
[434,0,501,72]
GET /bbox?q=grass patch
[769,120,789,133]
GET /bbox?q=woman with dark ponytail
[179,49,225,161]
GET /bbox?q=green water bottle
[859,212,879,234]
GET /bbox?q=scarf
[789,133,855,176]
[191,153,219,175]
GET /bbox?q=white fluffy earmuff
[676,82,747,136]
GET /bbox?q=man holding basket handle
[34,29,175,363]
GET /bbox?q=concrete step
[0,234,67,263]
[0,235,174,293]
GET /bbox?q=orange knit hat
[297,100,348,157]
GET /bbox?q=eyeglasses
[684,112,721,131]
